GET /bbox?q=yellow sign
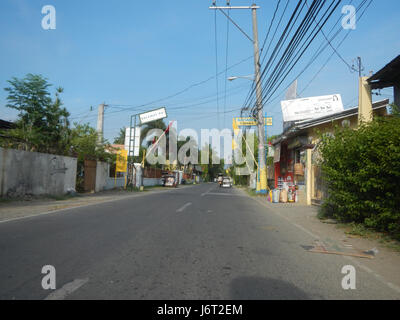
[116,149,128,172]
[235,117,273,127]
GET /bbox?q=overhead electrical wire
[262,1,342,104]
[265,0,372,105]
[223,7,230,129]
[242,0,345,117]
[214,9,220,129]
[241,0,287,116]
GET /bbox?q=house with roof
[270,99,389,205]
[269,53,400,206]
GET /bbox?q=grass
[0,198,12,204]
[335,222,400,252]
[47,193,81,201]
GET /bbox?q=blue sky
[0,0,399,143]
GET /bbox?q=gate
[84,159,97,192]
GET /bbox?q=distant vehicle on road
[164,175,177,187]
[221,177,232,188]
[217,174,224,187]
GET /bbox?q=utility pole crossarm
[209,6,259,9]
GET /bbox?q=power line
[305,0,353,70]
[256,0,373,117]
[265,0,369,102]
[214,9,220,129]
[223,7,230,129]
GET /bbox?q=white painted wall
[0,147,77,197]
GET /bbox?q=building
[271,99,389,205]
[0,119,15,130]
[368,55,400,107]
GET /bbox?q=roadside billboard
[235,117,273,127]
[139,107,167,125]
[281,94,344,122]
[125,127,141,156]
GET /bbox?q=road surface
[0,183,399,299]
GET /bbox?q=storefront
[273,136,310,203]
[271,99,389,205]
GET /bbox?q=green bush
[318,116,400,239]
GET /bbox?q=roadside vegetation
[0,74,115,161]
[318,104,400,241]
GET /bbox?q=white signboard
[125,127,141,156]
[281,94,344,122]
[139,107,167,125]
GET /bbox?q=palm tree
[140,119,167,147]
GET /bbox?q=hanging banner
[116,149,128,172]
[281,94,344,122]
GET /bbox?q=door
[84,159,97,192]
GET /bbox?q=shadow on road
[230,276,309,300]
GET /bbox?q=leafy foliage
[69,123,113,162]
[3,74,70,154]
[318,116,400,239]
[1,74,111,163]
[113,127,126,144]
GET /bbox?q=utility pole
[97,103,106,145]
[251,4,267,195]
[209,2,267,194]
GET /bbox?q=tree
[199,144,225,182]
[113,127,126,144]
[140,119,167,147]
[3,74,70,154]
[389,103,400,116]
[69,123,112,162]
[318,116,400,239]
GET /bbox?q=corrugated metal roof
[368,55,400,89]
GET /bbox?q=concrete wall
[0,147,77,197]
[105,177,126,190]
[143,178,162,187]
[101,165,162,190]
[95,161,109,192]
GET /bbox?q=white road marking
[44,278,89,300]
[176,202,192,212]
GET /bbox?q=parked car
[221,177,232,188]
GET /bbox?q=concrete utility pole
[209,2,266,194]
[97,103,106,144]
[355,57,373,125]
[251,4,267,195]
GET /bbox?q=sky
[0,0,399,144]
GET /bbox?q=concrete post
[252,5,267,195]
[394,83,400,108]
[306,148,312,206]
[97,103,105,144]
[358,77,373,125]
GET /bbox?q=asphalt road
[0,183,398,300]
